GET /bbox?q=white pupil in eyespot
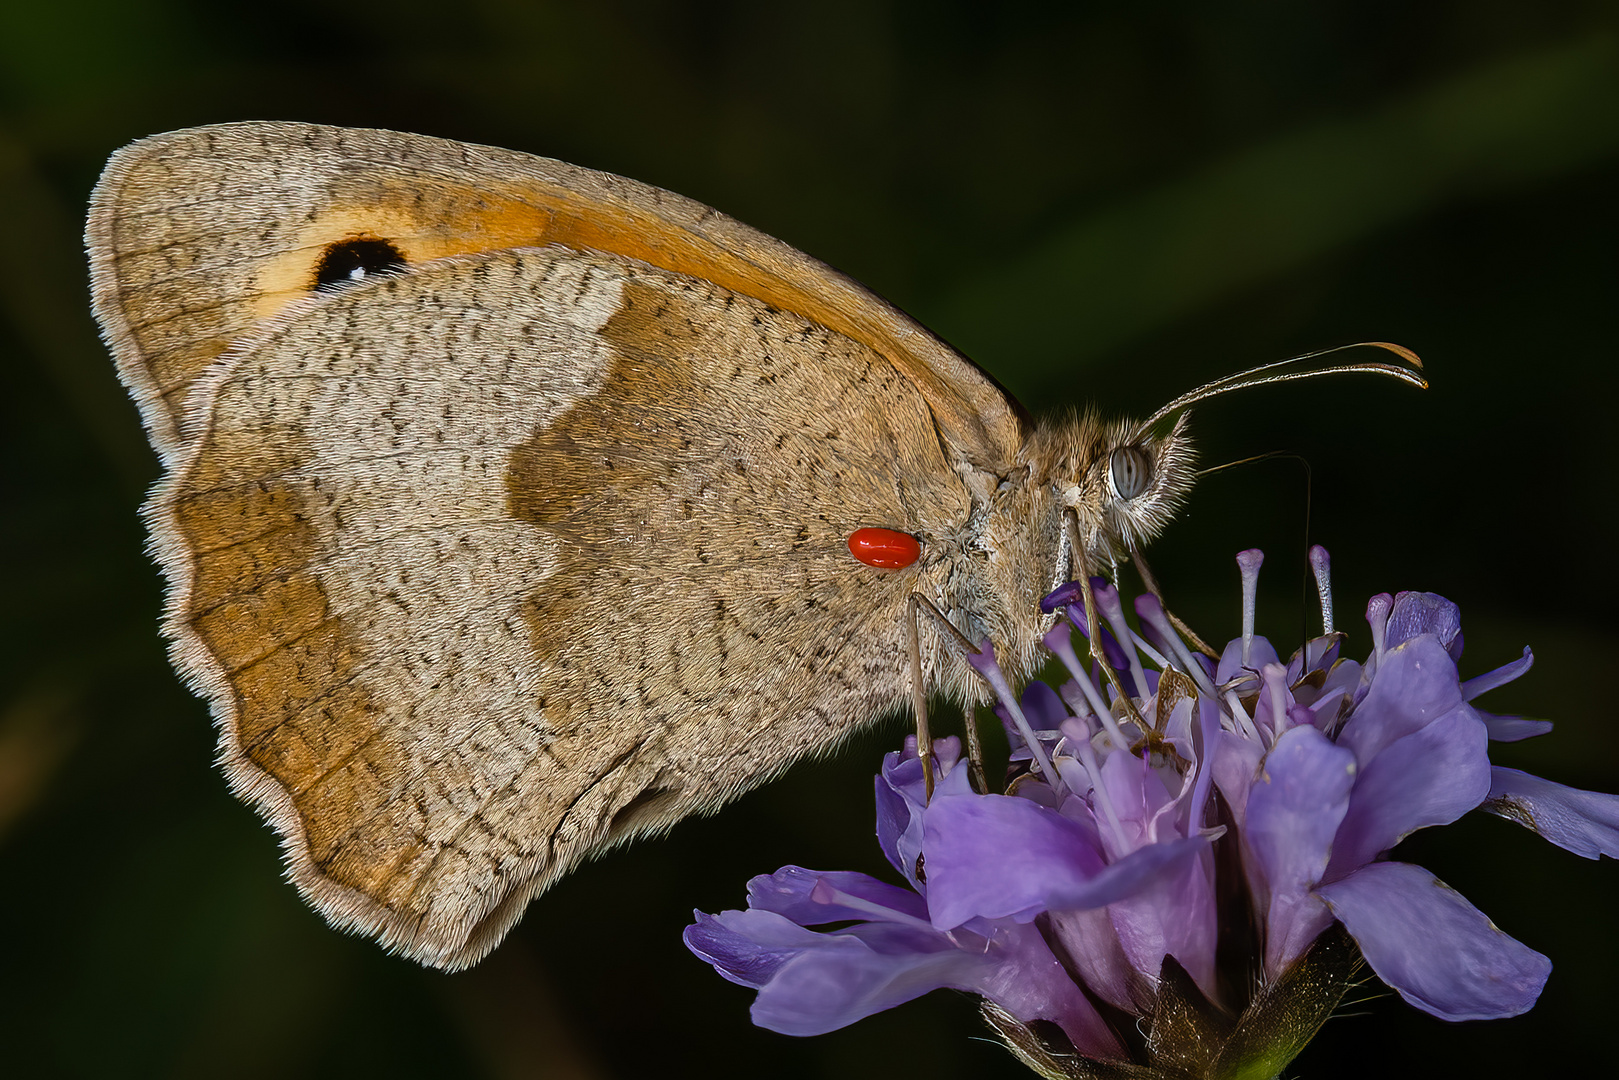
[1110,446,1150,500]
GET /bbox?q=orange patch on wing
[253,184,555,323]
[176,453,407,898]
[173,485,306,556]
[251,174,939,413]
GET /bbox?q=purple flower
[685,738,1126,1055]
[1233,585,1558,1020]
[686,548,1619,1074]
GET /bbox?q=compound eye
[1109,445,1151,500]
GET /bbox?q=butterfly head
[1025,343,1428,587]
[1026,410,1199,583]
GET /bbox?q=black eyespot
[314,237,406,289]
[1110,445,1151,500]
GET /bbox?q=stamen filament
[809,880,940,935]
[1263,663,1290,739]
[1136,595,1219,701]
[1045,625,1132,750]
[1071,731,1131,851]
[971,641,1062,793]
[1126,631,1171,670]
[976,654,1065,796]
[1094,580,1151,701]
[1224,688,1263,744]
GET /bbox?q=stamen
[1127,631,1171,670]
[1069,725,1131,851]
[808,879,939,934]
[1237,549,1264,668]
[1062,706,1097,740]
[1135,594,1218,701]
[1044,623,1131,750]
[967,641,1063,795]
[1066,584,1135,674]
[1040,580,1084,613]
[1093,579,1151,701]
[1309,545,1335,635]
[1224,688,1263,744]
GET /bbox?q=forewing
[87,120,1026,467]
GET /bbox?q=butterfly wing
[87,121,1025,466]
[88,122,1030,968]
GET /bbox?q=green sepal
[982,926,1360,1079]
[1211,924,1360,1080]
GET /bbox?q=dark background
[3,2,1616,1077]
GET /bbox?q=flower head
[686,548,1619,1076]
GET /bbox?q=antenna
[1130,342,1425,442]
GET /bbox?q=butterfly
[87,121,1420,968]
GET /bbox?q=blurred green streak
[935,35,1619,378]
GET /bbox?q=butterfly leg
[905,593,989,800]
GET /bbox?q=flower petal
[1097,741,1176,853]
[922,788,1209,929]
[1183,693,1224,833]
[1316,655,1363,712]
[1243,725,1356,976]
[738,916,1120,1053]
[1337,635,1466,766]
[684,908,841,989]
[921,791,1100,928]
[876,736,962,885]
[1327,707,1491,877]
[1107,845,1220,1003]
[1483,767,1619,859]
[1211,728,1264,829]
[1286,633,1342,691]
[974,923,1125,1058]
[1460,646,1533,700]
[1384,592,1463,659]
[1046,906,1148,1014]
[1217,635,1281,685]
[1478,711,1553,742]
[748,924,986,1036]
[1316,862,1550,1020]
